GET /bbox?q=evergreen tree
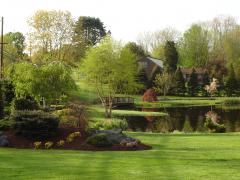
[164,41,178,74]
[187,68,199,96]
[225,64,238,96]
[124,42,146,59]
[202,71,210,96]
[137,68,150,93]
[174,67,186,96]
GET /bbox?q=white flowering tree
[205,78,218,98]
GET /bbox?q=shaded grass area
[1,133,240,180]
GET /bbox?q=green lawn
[1,133,240,180]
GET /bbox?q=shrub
[11,110,59,140]
[204,118,226,133]
[73,131,81,137]
[92,119,128,130]
[54,104,89,129]
[0,118,12,130]
[45,141,54,149]
[86,133,113,147]
[11,97,39,111]
[142,89,158,102]
[66,135,74,143]
[2,79,15,105]
[57,140,65,147]
[33,141,42,149]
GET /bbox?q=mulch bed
[3,126,152,151]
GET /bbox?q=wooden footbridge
[103,97,134,107]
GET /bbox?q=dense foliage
[81,36,140,117]
[187,69,198,96]
[9,62,76,105]
[164,41,178,73]
[225,64,238,96]
[11,110,59,140]
[86,133,113,147]
[174,67,186,96]
[11,97,39,111]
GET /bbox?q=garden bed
[3,127,151,151]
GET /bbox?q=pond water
[124,106,240,133]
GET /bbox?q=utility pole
[0,17,7,79]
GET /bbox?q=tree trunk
[104,103,113,118]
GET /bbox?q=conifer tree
[202,71,210,96]
[137,68,150,93]
[164,41,178,74]
[225,64,238,96]
[174,67,186,96]
[187,68,198,96]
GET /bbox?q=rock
[87,129,140,146]
[0,135,9,147]
[126,141,138,148]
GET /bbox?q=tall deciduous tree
[74,16,106,46]
[124,42,146,59]
[81,36,140,118]
[72,16,107,62]
[179,24,209,67]
[28,10,74,62]
[137,27,180,57]
[187,68,199,96]
[3,32,26,66]
[209,16,237,61]
[164,41,178,73]
[174,67,186,96]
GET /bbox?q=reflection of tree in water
[222,109,239,132]
[153,116,174,133]
[188,107,205,131]
[182,117,193,133]
[235,120,240,132]
[195,115,207,132]
[167,107,185,131]
[127,106,240,133]
[126,116,148,132]
[142,108,158,122]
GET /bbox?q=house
[137,57,207,84]
[137,56,163,80]
[180,67,206,84]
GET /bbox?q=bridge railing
[103,97,134,106]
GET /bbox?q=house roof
[180,67,206,74]
[138,56,163,68]
[148,57,163,68]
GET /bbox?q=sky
[1,0,240,42]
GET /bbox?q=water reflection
[125,106,240,133]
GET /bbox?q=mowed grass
[90,105,168,117]
[1,133,240,180]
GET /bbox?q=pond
[124,106,240,133]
